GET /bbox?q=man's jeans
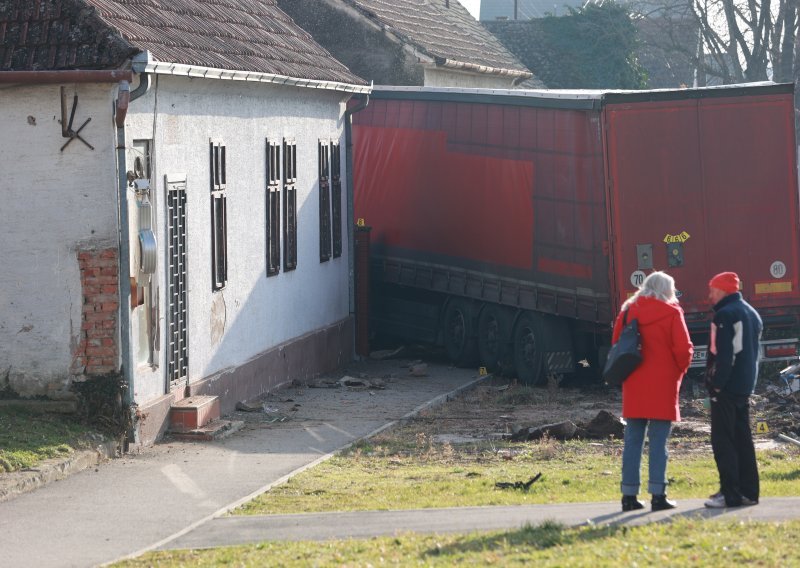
[710,392,759,506]
[621,418,672,496]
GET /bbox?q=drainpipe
[130,70,151,102]
[114,80,139,444]
[344,92,370,356]
[0,69,133,84]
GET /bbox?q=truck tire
[477,305,512,373]
[513,312,545,385]
[442,298,478,367]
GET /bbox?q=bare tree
[631,0,798,84]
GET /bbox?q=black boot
[651,495,677,511]
[621,495,645,511]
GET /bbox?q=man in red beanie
[704,271,762,508]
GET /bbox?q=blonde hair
[622,271,677,310]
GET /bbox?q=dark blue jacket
[705,292,763,396]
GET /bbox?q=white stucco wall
[125,76,352,404]
[0,83,119,397]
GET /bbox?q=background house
[277,0,539,88]
[0,0,370,445]
[480,0,585,19]
[480,0,698,88]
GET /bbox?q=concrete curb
[108,372,492,564]
[0,440,118,504]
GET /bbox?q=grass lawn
[235,436,800,515]
[115,378,800,566]
[116,518,800,567]
[0,405,97,473]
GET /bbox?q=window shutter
[266,139,281,276]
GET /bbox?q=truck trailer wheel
[442,299,478,367]
[513,313,545,385]
[478,305,512,373]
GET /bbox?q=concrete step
[169,395,220,432]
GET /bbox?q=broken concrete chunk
[339,376,372,389]
[369,346,406,360]
[308,378,340,388]
[409,363,428,377]
[235,400,264,413]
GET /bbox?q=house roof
[480,0,587,20]
[342,0,532,79]
[0,0,367,86]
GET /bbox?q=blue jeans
[621,418,672,496]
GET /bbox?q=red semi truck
[352,83,800,383]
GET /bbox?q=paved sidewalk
[162,497,800,549]
[0,360,485,568]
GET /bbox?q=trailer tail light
[763,340,798,360]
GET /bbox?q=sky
[458,0,481,19]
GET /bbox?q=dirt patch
[223,344,800,454]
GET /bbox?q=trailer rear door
[604,88,800,325]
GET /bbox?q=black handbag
[603,309,642,386]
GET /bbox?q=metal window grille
[266,139,281,276]
[210,140,228,290]
[166,176,188,388]
[283,139,298,271]
[319,140,332,262]
[331,141,342,258]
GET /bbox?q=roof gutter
[0,69,133,84]
[139,61,371,94]
[433,57,532,80]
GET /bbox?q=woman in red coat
[612,271,693,512]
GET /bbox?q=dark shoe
[651,494,677,511]
[741,496,759,506]
[622,495,645,511]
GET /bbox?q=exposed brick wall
[72,248,119,376]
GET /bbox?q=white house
[0,0,371,446]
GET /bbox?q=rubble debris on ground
[583,409,625,439]
[495,472,542,491]
[369,346,406,360]
[235,400,264,413]
[308,378,341,389]
[511,420,578,442]
[409,363,428,377]
[338,376,387,390]
[509,410,624,442]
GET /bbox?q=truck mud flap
[545,351,575,374]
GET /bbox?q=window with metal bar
[283,139,298,271]
[266,140,281,276]
[331,141,342,258]
[210,140,228,290]
[166,175,188,388]
[319,140,332,262]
